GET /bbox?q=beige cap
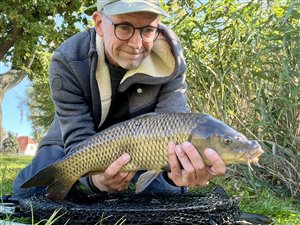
[88,0,169,16]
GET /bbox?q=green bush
[1,132,19,153]
[163,0,299,197]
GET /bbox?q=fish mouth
[243,147,264,169]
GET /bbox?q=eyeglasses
[102,14,161,43]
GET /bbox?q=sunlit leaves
[162,0,299,197]
[162,0,299,147]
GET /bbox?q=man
[13,0,226,199]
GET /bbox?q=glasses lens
[115,24,134,41]
[115,24,160,42]
[142,27,159,42]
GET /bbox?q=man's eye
[117,25,132,32]
[143,27,156,34]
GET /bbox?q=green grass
[221,178,300,225]
[1,154,300,224]
[0,154,33,195]
[189,177,300,225]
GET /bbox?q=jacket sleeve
[49,50,96,154]
[155,71,190,113]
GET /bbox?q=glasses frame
[102,14,161,43]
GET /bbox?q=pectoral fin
[136,171,160,194]
[161,164,171,172]
[46,178,74,202]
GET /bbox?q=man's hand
[167,141,226,187]
[91,153,135,192]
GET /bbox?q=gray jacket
[40,24,189,154]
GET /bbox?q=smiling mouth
[123,52,142,60]
[123,49,142,54]
[127,52,140,55]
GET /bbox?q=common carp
[21,113,264,201]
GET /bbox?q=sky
[1,64,34,137]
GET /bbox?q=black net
[18,185,242,225]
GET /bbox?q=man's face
[93,11,160,69]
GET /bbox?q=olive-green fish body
[21,113,263,201]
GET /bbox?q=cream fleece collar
[95,34,175,127]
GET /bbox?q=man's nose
[127,29,143,49]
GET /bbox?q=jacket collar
[94,24,180,91]
[93,24,186,127]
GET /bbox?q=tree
[0,0,93,145]
[2,132,19,153]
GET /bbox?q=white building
[17,136,38,156]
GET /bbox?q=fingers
[92,172,135,193]
[168,141,199,186]
[104,153,131,178]
[110,172,135,192]
[92,153,135,192]
[174,144,196,186]
[167,141,182,185]
[167,141,226,188]
[183,142,213,186]
[204,148,226,176]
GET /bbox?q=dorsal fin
[133,112,158,120]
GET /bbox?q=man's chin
[119,60,142,70]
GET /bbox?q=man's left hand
[167,141,226,187]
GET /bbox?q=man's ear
[93,11,104,37]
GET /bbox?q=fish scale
[21,112,264,201]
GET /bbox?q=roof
[17,136,36,153]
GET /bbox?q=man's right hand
[91,153,136,192]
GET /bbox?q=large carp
[21,113,264,201]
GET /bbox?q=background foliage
[2,132,19,153]
[162,0,299,198]
[164,0,299,149]
[2,0,299,198]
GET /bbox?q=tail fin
[21,165,57,188]
[21,165,74,201]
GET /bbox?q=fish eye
[224,137,232,144]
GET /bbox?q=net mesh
[18,185,243,225]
